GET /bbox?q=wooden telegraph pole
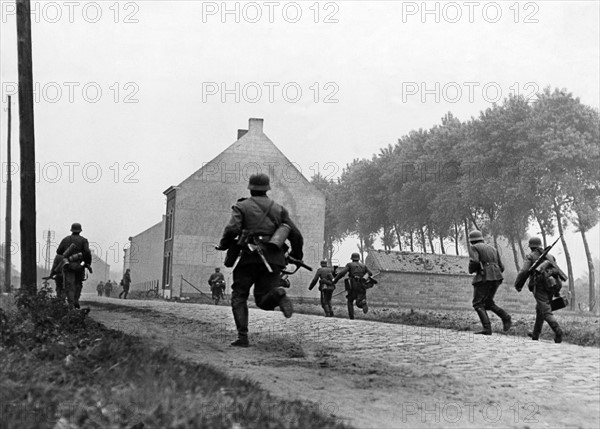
[4,96,12,293]
[16,0,37,294]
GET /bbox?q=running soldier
[514,237,564,343]
[332,253,373,320]
[468,230,512,335]
[308,260,336,317]
[208,267,226,304]
[217,173,304,347]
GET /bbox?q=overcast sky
[1,0,599,277]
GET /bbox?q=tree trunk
[534,211,548,248]
[427,227,435,254]
[492,234,498,251]
[517,239,526,260]
[419,227,427,254]
[463,219,470,250]
[439,233,445,254]
[394,224,402,251]
[409,231,414,252]
[509,235,520,271]
[580,228,597,313]
[554,201,575,310]
[454,222,460,256]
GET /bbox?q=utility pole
[16,0,37,294]
[43,229,54,273]
[4,96,12,293]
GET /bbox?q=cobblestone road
[84,294,600,429]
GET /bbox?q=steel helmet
[70,223,82,233]
[247,173,271,191]
[351,253,360,261]
[528,237,543,248]
[320,260,328,267]
[468,230,484,244]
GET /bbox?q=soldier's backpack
[530,259,562,294]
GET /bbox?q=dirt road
[84,295,600,429]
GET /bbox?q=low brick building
[363,249,533,312]
[124,217,165,295]
[126,118,325,299]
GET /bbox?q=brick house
[126,118,325,298]
[364,249,533,312]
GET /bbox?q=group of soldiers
[215,173,566,346]
[467,230,565,343]
[95,270,131,299]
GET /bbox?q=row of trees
[312,88,600,311]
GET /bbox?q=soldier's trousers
[532,286,561,337]
[231,263,283,338]
[55,276,65,302]
[320,289,334,316]
[346,281,367,320]
[63,269,84,308]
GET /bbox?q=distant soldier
[56,223,92,309]
[208,267,226,304]
[104,280,113,297]
[97,281,104,297]
[514,237,564,343]
[468,230,512,335]
[332,253,374,320]
[119,269,131,299]
[216,173,304,347]
[309,260,336,317]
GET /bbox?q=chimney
[237,129,248,139]
[248,118,264,133]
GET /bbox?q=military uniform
[208,269,226,302]
[104,280,113,297]
[56,223,92,308]
[468,230,511,335]
[97,281,104,297]
[218,174,304,347]
[514,238,563,343]
[333,254,373,320]
[309,262,335,317]
[119,269,131,299]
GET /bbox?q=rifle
[528,235,567,281]
[282,255,313,275]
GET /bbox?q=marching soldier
[514,237,564,343]
[309,260,336,317]
[208,267,226,304]
[332,253,374,320]
[217,173,304,347]
[104,280,113,297]
[97,281,104,297]
[56,223,92,309]
[468,230,512,335]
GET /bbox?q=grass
[0,288,350,429]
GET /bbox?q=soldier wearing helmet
[468,230,511,335]
[514,237,563,343]
[217,173,304,347]
[332,253,374,319]
[56,223,92,308]
[308,260,336,317]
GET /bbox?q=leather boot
[231,300,249,339]
[474,308,492,335]
[231,336,249,347]
[547,317,563,343]
[530,313,544,340]
[328,305,334,317]
[347,300,355,320]
[490,305,512,332]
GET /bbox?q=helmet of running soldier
[215,267,220,272]
[528,237,543,249]
[351,253,360,261]
[320,260,327,267]
[468,230,484,244]
[247,173,271,191]
[70,222,82,233]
